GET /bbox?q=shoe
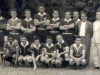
[94,67,99,69]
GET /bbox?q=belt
[62,33,73,34]
[38,28,46,30]
[10,32,20,35]
[50,31,59,33]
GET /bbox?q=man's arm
[34,19,46,26]
[63,23,75,29]
[50,22,60,28]
[59,46,69,55]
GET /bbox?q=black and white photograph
[0,0,100,75]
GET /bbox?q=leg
[81,59,86,66]
[18,55,24,66]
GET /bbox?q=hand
[57,54,61,58]
[46,59,51,63]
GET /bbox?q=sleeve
[70,45,73,52]
[34,14,38,19]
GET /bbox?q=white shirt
[93,20,100,32]
[79,21,86,36]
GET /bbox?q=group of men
[0,3,100,70]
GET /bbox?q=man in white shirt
[77,11,93,66]
[92,10,100,69]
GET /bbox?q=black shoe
[94,67,99,69]
[74,66,77,70]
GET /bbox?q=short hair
[46,36,52,40]
[10,9,17,13]
[53,9,59,13]
[33,37,40,41]
[20,34,27,39]
[37,3,45,9]
[56,34,63,38]
[75,36,81,40]
[65,10,72,15]
[8,35,13,39]
[24,9,31,14]
[73,10,79,14]
[80,10,87,16]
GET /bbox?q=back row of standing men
[0,3,100,69]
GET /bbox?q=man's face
[20,37,27,43]
[46,38,52,44]
[96,12,100,20]
[65,12,71,19]
[34,40,40,45]
[75,38,81,45]
[25,11,31,18]
[81,14,87,21]
[56,35,63,43]
[53,11,59,18]
[38,6,45,12]
[11,11,17,19]
[73,12,79,19]
[8,37,13,43]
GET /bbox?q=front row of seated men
[2,34,86,70]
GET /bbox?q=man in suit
[92,10,100,69]
[77,11,93,66]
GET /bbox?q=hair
[80,10,87,16]
[10,9,17,13]
[37,3,45,9]
[33,37,40,41]
[65,10,72,15]
[75,36,81,40]
[56,34,63,38]
[46,36,52,40]
[8,35,13,39]
[20,34,27,39]
[73,10,79,14]
[24,9,31,14]
[53,9,59,13]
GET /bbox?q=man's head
[10,9,17,19]
[8,35,13,43]
[24,9,31,18]
[46,36,53,44]
[34,37,40,45]
[75,36,81,45]
[65,10,72,19]
[37,3,45,13]
[80,11,87,22]
[73,11,79,19]
[20,35,27,43]
[56,34,63,43]
[52,9,59,19]
[96,10,100,20]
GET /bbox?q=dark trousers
[0,31,4,50]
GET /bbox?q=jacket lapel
[85,21,88,32]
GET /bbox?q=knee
[40,56,46,62]
[26,56,33,63]
[81,59,86,65]
[23,57,27,62]
[18,56,23,62]
[12,54,16,59]
[64,53,69,61]
[55,58,62,64]
[45,55,49,59]
[51,59,56,64]
[2,54,6,59]
[69,59,74,65]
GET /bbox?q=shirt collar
[73,18,80,23]
[46,43,54,48]
[0,16,3,20]
[64,18,72,22]
[81,21,86,24]
[73,43,82,50]
[52,17,59,21]
[38,12,46,16]
[33,44,41,50]
[11,17,18,21]
[21,41,29,48]
[25,17,32,22]
[7,42,14,46]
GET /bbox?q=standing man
[21,9,36,43]
[92,10,100,69]
[73,11,80,35]
[6,9,21,41]
[60,10,75,46]
[34,3,50,43]
[47,9,62,44]
[77,11,93,66]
